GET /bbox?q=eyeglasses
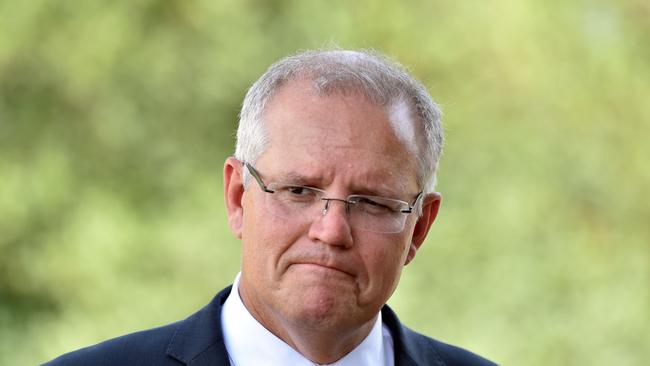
[244,162,422,234]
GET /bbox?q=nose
[308,199,353,249]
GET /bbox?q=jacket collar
[165,286,233,365]
[165,285,442,366]
[382,306,445,366]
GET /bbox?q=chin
[285,287,358,330]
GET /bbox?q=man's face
[225,79,440,336]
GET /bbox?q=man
[45,49,496,365]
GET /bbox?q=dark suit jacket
[44,286,496,366]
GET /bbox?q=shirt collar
[221,273,393,366]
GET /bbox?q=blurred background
[1,0,649,364]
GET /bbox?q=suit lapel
[166,286,233,365]
[382,305,446,366]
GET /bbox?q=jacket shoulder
[401,326,497,366]
[43,287,233,366]
[42,321,183,366]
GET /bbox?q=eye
[287,186,310,195]
[274,185,321,203]
[353,196,399,215]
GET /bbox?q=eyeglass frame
[243,161,423,217]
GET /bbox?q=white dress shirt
[221,273,395,366]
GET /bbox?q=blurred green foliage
[1,0,648,364]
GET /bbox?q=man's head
[223,49,443,360]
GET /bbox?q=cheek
[241,197,276,271]
[241,199,303,269]
[359,235,411,294]
[375,235,411,267]
[241,194,278,246]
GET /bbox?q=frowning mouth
[291,262,354,277]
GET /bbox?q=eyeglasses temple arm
[401,191,424,213]
[245,162,275,193]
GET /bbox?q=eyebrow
[353,185,409,201]
[351,171,410,197]
[275,171,323,186]
[273,170,412,200]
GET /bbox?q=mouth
[291,262,354,278]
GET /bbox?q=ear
[405,192,441,265]
[224,157,245,239]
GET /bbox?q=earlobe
[404,192,441,265]
[224,157,245,239]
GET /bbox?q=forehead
[258,79,419,194]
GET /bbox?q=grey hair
[235,49,444,194]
